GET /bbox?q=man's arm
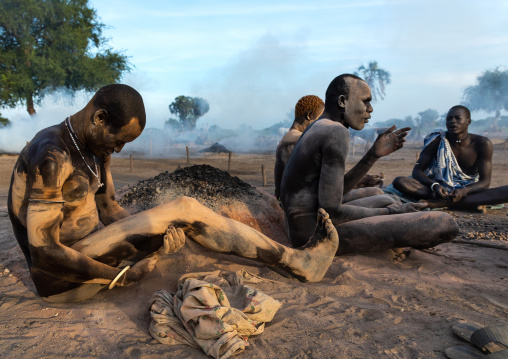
[412,137,451,199]
[449,138,493,201]
[95,155,130,225]
[274,142,296,199]
[318,126,395,224]
[343,126,410,194]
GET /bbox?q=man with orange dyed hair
[274,95,325,199]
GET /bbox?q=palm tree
[354,61,391,102]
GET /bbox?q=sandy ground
[1,142,507,359]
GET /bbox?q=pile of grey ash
[118,164,260,212]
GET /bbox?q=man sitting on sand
[280,74,459,253]
[8,84,339,303]
[274,95,325,200]
[393,105,508,209]
[274,95,388,205]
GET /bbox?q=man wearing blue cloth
[393,105,508,209]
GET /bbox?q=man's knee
[392,176,408,191]
[428,212,459,242]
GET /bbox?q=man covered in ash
[280,74,459,253]
[274,95,387,205]
[8,84,339,302]
[393,105,508,209]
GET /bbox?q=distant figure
[280,74,458,252]
[8,84,339,302]
[393,105,508,209]
[274,95,324,199]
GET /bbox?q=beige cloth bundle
[148,270,281,359]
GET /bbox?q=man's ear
[338,95,346,108]
[92,109,108,126]
[305,110,312,121]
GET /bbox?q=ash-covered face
[446,108,470,135]
[90,117,143,158]
[341,80,373,130]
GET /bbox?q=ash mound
[198,143,231,153]
[118,164,287,241]
[119,164,259,212]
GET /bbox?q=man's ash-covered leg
[335,211,458,255]
[75,197,339,284]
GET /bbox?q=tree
[415,109,439,138]
[462,67,508,130]
[167,96,210,130]
[0,0,130,115]
[354,61,391,102]
[376,116,415,129]
[0,112,9,127]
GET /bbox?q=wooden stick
[261,165,267,186]
[186,146,190,164]
[130,154,133,172]
[228,152,232,172]
[415,151,419,164]
[351,136,356,156]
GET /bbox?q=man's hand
[449,188,469,202]
[388,202,427,214]
[370,126,411,158]
[432,184,450,199]
[158,225,186,255]
[122,255,159,286]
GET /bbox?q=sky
[2,0,508,132]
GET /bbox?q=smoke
[191,32,313,130]
[0,93,88,153]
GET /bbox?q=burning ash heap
[119,165,260,212]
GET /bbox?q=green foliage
[0,112,10,127]
[167,96,210,130]
[354,61,391,102]
[0,0,130,115]
[462,67,508,130]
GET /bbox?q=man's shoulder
[306,118,349,138]
[469,133,491,143]
[25,125,71,167]
[469,133,492,152]
[279,130,302,146]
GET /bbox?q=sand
[1,143,507,359]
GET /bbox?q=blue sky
[4,0,508,130]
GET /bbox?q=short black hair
[325,74,364,104]
[449,105,471,119]
[92,84,146,132]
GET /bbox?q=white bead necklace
[65,117,104,188]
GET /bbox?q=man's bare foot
[419,199,450,209]
[391,247,411,262]
[158,225,186,255]
[280,208,339,282]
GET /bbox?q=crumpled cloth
[148,270,281,359]
[423,129,479,189]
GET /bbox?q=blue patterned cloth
[423,129,479,189]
